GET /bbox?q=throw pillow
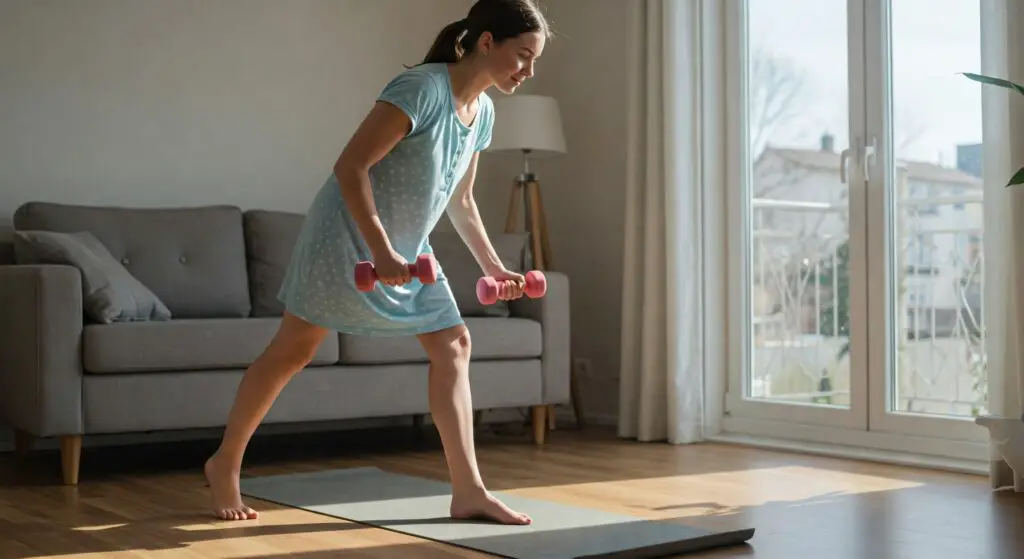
[428,231,530,317]
[13,229,173,324]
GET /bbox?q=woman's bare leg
[205,311,329,520]
[417,324,531,525]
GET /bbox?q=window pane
[746,0,850,407]
[889,0,985,418]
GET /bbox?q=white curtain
[618,0,706,444]
[981,0,1024,490]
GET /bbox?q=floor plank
[1,424,1022,558]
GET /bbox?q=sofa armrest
[509,271,570,404]
[0,265,84,437]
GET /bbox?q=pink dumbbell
[355,254,437,292]
[476,270,547,305]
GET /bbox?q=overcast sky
[749,0,983,166]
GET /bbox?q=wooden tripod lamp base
[505,177,551,269]
[504,175,584,434]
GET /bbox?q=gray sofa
[0,201,571,485]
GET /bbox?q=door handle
[863,136,877,176]
[840,137,877,183]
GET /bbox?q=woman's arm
[334,101,410,260]
[446,152,512,277]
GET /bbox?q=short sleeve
[377,68,443,135]
[475,94,494,152]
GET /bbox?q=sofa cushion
[429,231,530,317]
[13,202,251,318]
[244,209,303,317]
[83,317,339,373]
[13,230,172,323]
[337,317,542,364]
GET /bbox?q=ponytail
[420,18,470,65]
[410,1,551,68]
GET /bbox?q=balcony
[748,192,986,418]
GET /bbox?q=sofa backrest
[7,202,532,321]
[13,202,251,318]
[243,209,304,317]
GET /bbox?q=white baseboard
[580,412,618,426]
[551,405,617,427]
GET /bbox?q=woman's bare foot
[204,454,258,521]
[450,489,531,525]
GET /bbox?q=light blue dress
[277,62,494,336]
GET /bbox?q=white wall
[0,0,471,229]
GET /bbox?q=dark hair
[419,0,551,65]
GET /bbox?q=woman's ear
[478,31,494,55]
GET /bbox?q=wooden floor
[1,423,1022,559]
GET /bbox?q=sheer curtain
[618,0,718,444]
[979,0,1024,490]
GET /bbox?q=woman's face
[481,31,545,94]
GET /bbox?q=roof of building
[762,147,982,186]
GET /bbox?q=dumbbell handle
[355,254,437,292]
[363,263,421,278]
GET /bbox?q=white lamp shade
[486,94,567,157]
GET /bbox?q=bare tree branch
[894,104,928,154]
[749,47,807,158]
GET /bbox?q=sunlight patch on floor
[503,465,926,519]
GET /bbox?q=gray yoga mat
[240,467,754,558]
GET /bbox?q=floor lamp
[485,94,584,434]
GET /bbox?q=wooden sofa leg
[60,435,82,486]
[13,429,32,456]
[531,406,547,445]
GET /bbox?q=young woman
[204,0,550,525]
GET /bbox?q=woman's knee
[449,328,472,362]
[421,326,472,365]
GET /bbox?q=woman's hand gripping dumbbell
[476,270,546,305]
[354,254,437,291]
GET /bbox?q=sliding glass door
[863,0,987,445]
[725,0,988,459]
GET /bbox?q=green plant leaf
[962,72,1024,96]
[1009,166,1024,187]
